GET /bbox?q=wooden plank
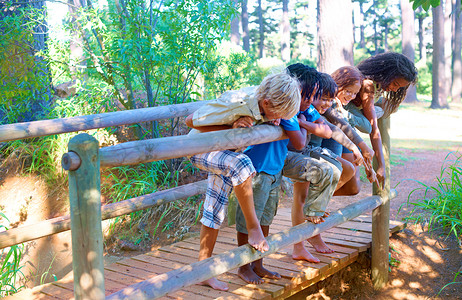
[105,262,158,279]
[217,272,287,298]
[321,237,369,252]
[104,269,143,286]
[389,219,406,233]
[131,254,187,269]
[158,245,200,259]
[146,250,198,265]
[162,290,211,300]
[115,258,173,274]
[39,283,74,299]
[3,289,58,300]
[275,254,357,299]
[336,221,374,232]
[326,227,372,239]
[178,281,272,300]
[322,230,372,244]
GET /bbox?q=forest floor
[0,101,461,299]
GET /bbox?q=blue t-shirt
[244,116,300,175]
[300,104,321,122]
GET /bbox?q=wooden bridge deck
[8,208,404,300]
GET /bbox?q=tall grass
[102,160,203,245]
[0,213,25,297]
[402,151,462,244]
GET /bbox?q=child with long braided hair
[345,52,417,188]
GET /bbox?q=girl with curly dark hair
[346,52,417,188]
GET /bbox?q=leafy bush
[0,3,51,123]
[416,62,432,96]
[402,151,462,244]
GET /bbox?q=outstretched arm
[360,79,386,188]
[298,118,332,139]
[322,117,364,166]
[323,107,375,170]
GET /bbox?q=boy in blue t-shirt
[235,114,306,284]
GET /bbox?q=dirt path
[289,148,462,300]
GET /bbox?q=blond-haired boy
[185,71,300,291]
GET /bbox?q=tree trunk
[432,5,449,109]
[417,9,426,63]
[69,0,87,79]
[359,1,366,48]
[317,0,354,73]
[401,0,418,103]
[258,0,264,58]
[384,23,389,52]
[452,0,462,103]
[373,0,378,54]
[241,0,250,52]
[444,0,452,101]
[281,0,290,62]
[230,0,240,46]
[31,0,52,112]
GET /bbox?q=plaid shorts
[190,150,256,229]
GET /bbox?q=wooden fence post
[371,116,391,289]
[67,133,105,300]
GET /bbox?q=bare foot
[308,234,334,254]
[322,211,330,218]
[199,277,229,291]
[306,215,324,224]
[247,227,269,252]
[238,265,264,284]
[253,265,281,279]
[292,242,320,263]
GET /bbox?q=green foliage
[416,62,432,96]
[0,4,51,123]
[410,0,441,11]
[0,213,25,297]
[402,151,462,244]
[61,0,236,112]
[202,41,256,99]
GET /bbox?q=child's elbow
[292,140,305,151]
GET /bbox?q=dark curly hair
[356,52,418,116]
[287,63,322,102]
[318,72,338,99]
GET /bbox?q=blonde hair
[255,71,301,120]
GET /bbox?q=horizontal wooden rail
[0,181,207,250]
[107,194,384,299]
[0,101,209,143]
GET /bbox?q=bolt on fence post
[67,133,105,300]
[371,116,391,289]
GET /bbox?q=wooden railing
[0,102,393,299]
